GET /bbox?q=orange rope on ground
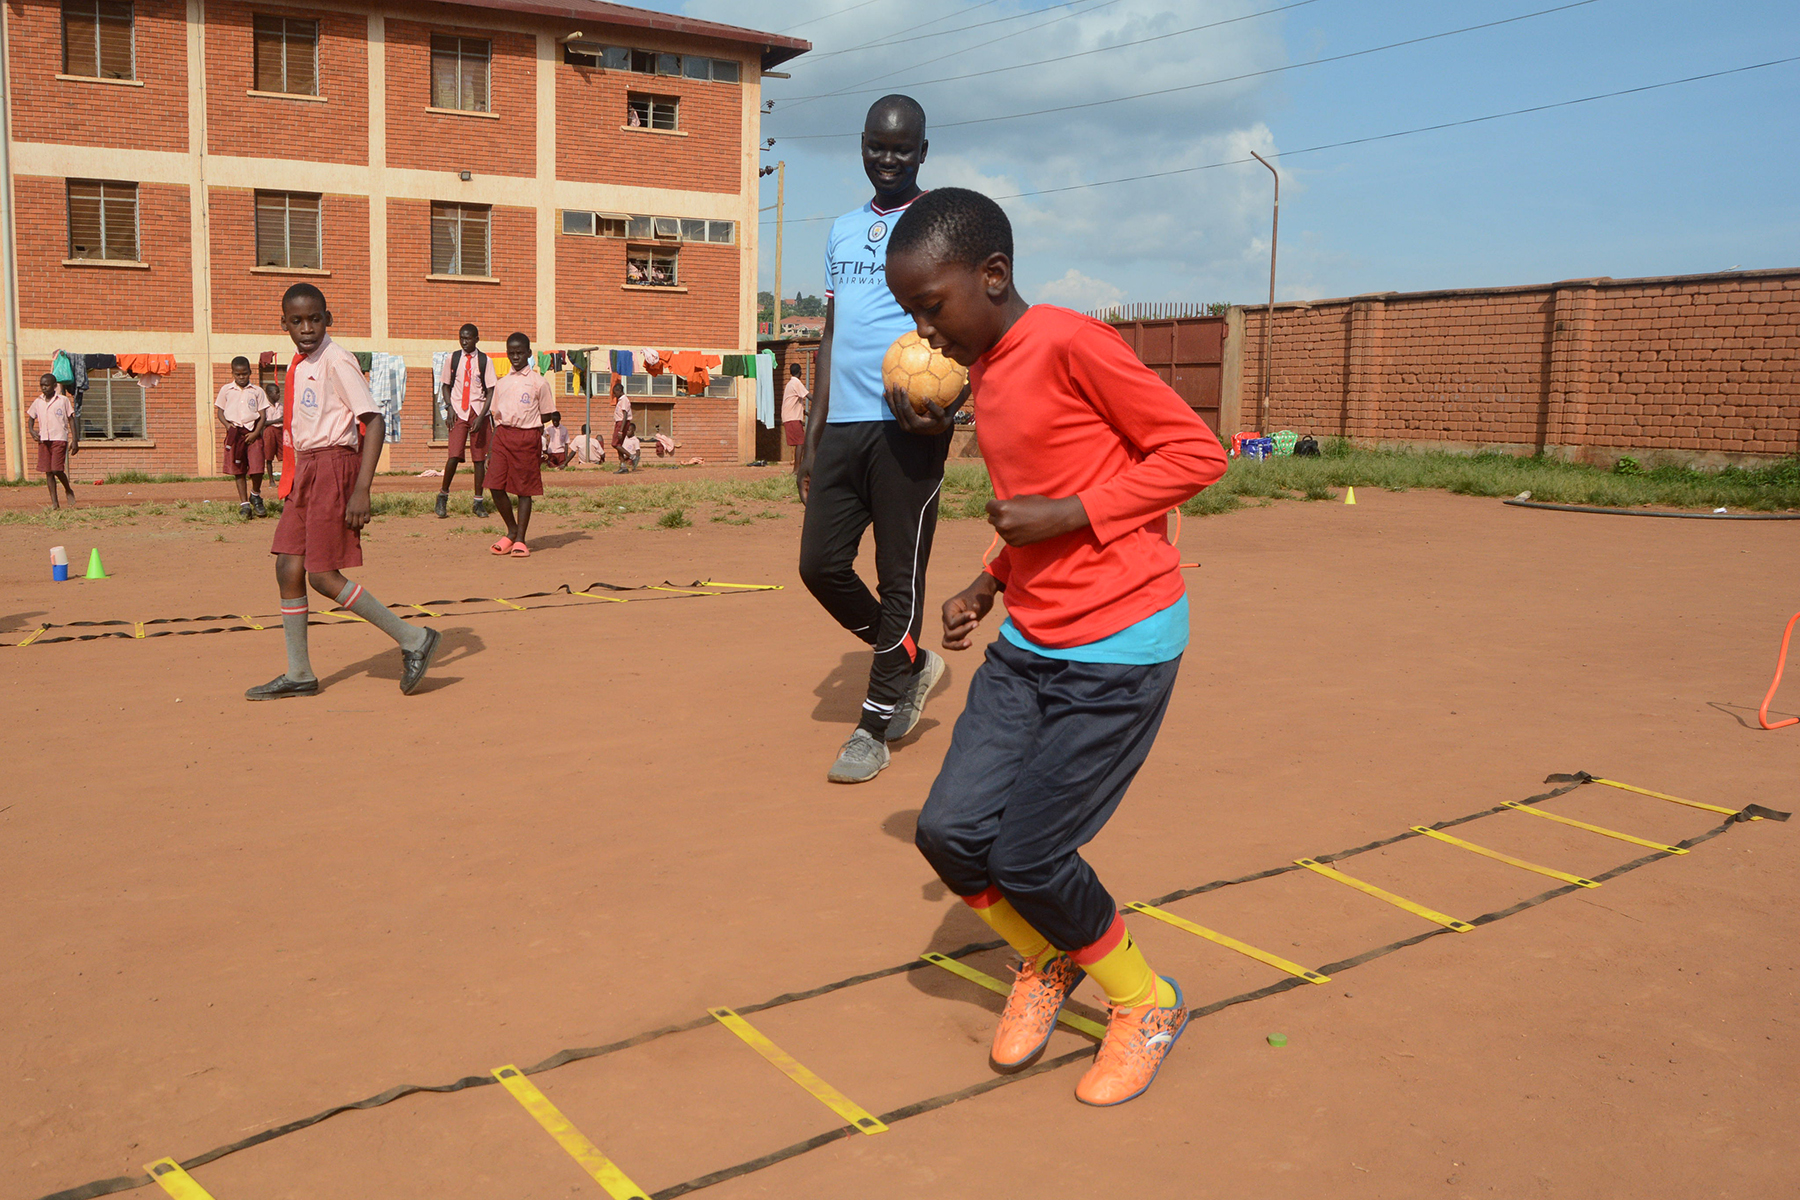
[1758,611,1800,730]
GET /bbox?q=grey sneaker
[472,496,488,517]
[434,491,448,519]
[827,729,890,784]
[250,493,267,517]
[886,649,945,741]
[238,501,254,518]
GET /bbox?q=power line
[780,0,1325,102]
[775,0,888,36]
[803,0,1013,62]
[773,0,1604,138]
[759,55,1800,227]
[775,0,1124,113]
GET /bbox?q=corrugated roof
[442,0,811,71]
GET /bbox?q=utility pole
[773,161,785,337]
[1250,151,1279,435]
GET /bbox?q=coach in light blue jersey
[796,94,959,785]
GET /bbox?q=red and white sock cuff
[280,599,309,616]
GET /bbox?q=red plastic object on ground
[1759,611,1800,729]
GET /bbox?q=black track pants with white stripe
[799,420,950,737]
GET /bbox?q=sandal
[490,536,514,555]
[509,541,531,558]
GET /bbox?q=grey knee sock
[336,580,428,652]
[281,597,316,682]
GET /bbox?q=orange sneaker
[990,953,1086,1073]
[1074,977,1188,1106]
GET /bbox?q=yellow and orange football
[882,332,969,414]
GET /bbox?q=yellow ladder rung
[1125,902,1330,983]
[494,597,527,611]
[409,603,441,617]
[1412,826,1600,888]
[708,1008,887,1134]
[919,952,1107,1039]
[491,1066,650,1200]
[1295,858,1475,932]
[18,624,52,647]
[1589,776,1750,820]
[238,615,265,631]
[320,609,366,623]
[1503,803,1687,854]
[571,590,628,603]
[145,1159,216,1200]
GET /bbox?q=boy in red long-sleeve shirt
[886,188,1227,1107]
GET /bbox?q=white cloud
[669,0,1305,305]
[1033,268,1125,312]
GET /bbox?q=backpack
[1294,433,1320,457]
[446,349,490,408]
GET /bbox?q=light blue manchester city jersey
[824,196,923,423]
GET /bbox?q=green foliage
[657,507,691,529]
[1613,455,1643,476]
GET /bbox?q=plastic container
[51,545,69,582]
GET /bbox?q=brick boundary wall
[1228,268,1800,467]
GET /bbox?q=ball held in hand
[882,332,969,414]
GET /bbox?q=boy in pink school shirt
[214,355,275,517]
[247,283,440,701]
[474,331,554,557]
[27,373,78,509]
[436,323,498,519]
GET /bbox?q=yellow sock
[964,887,1056,965]
[1072,917,1176,1008]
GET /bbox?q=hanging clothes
[352,350,374,374]
[668,351,721,396]
[536,351,553,374]
[610,349,634,376]
[639,347,666,375]
[53,350,89,397]
[431,351,452,425]
[259,350,276,368]
[492,355,511,378]
[116,353,177,375]
[84,353,118,372]
[755,350,777,428]
[369,353,407,443]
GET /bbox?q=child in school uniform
[247,283,440,701]
[436,323,498,519]
[617,420,641,473]
[475,331,554,557]
[215,355,275,517]
[27,373,78,509]
[885,189,1228,1107]
[541,412,571,468]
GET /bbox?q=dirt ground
[4,484,1796,1200]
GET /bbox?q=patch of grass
[100,470,224,484]
[1303,485,1335,501]
[657,508,691,529]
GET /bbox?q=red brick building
[0,0,807,479]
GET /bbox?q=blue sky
[651,0,1798,309]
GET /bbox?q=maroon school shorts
[223,425,266,476]
[262,424,283,463]
[485,424,543,496]
[447,413,489,462]
[37,439,68,474]
[611,419,626,450]
[271,446,364,572]
[784,419,805,446]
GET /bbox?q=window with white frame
[625,93,677,131]
[80,370,147,440]
[623,373,676,397]
[253,14,318,95]
[62,0,134,80]
[431,202,490,276]
[67,180,138,261]
[625,247,678,288]
[254,191,322,269]
[430,34,490,112]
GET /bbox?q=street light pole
[773,160,785,337]
[1250,151,1279,435]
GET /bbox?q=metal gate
[1104,316,1227,433]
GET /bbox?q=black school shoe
[251,493,267,517]
[434,491,448,519]
[239,501,254,518]
[246,674,319,701]
[400,626,441,695]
